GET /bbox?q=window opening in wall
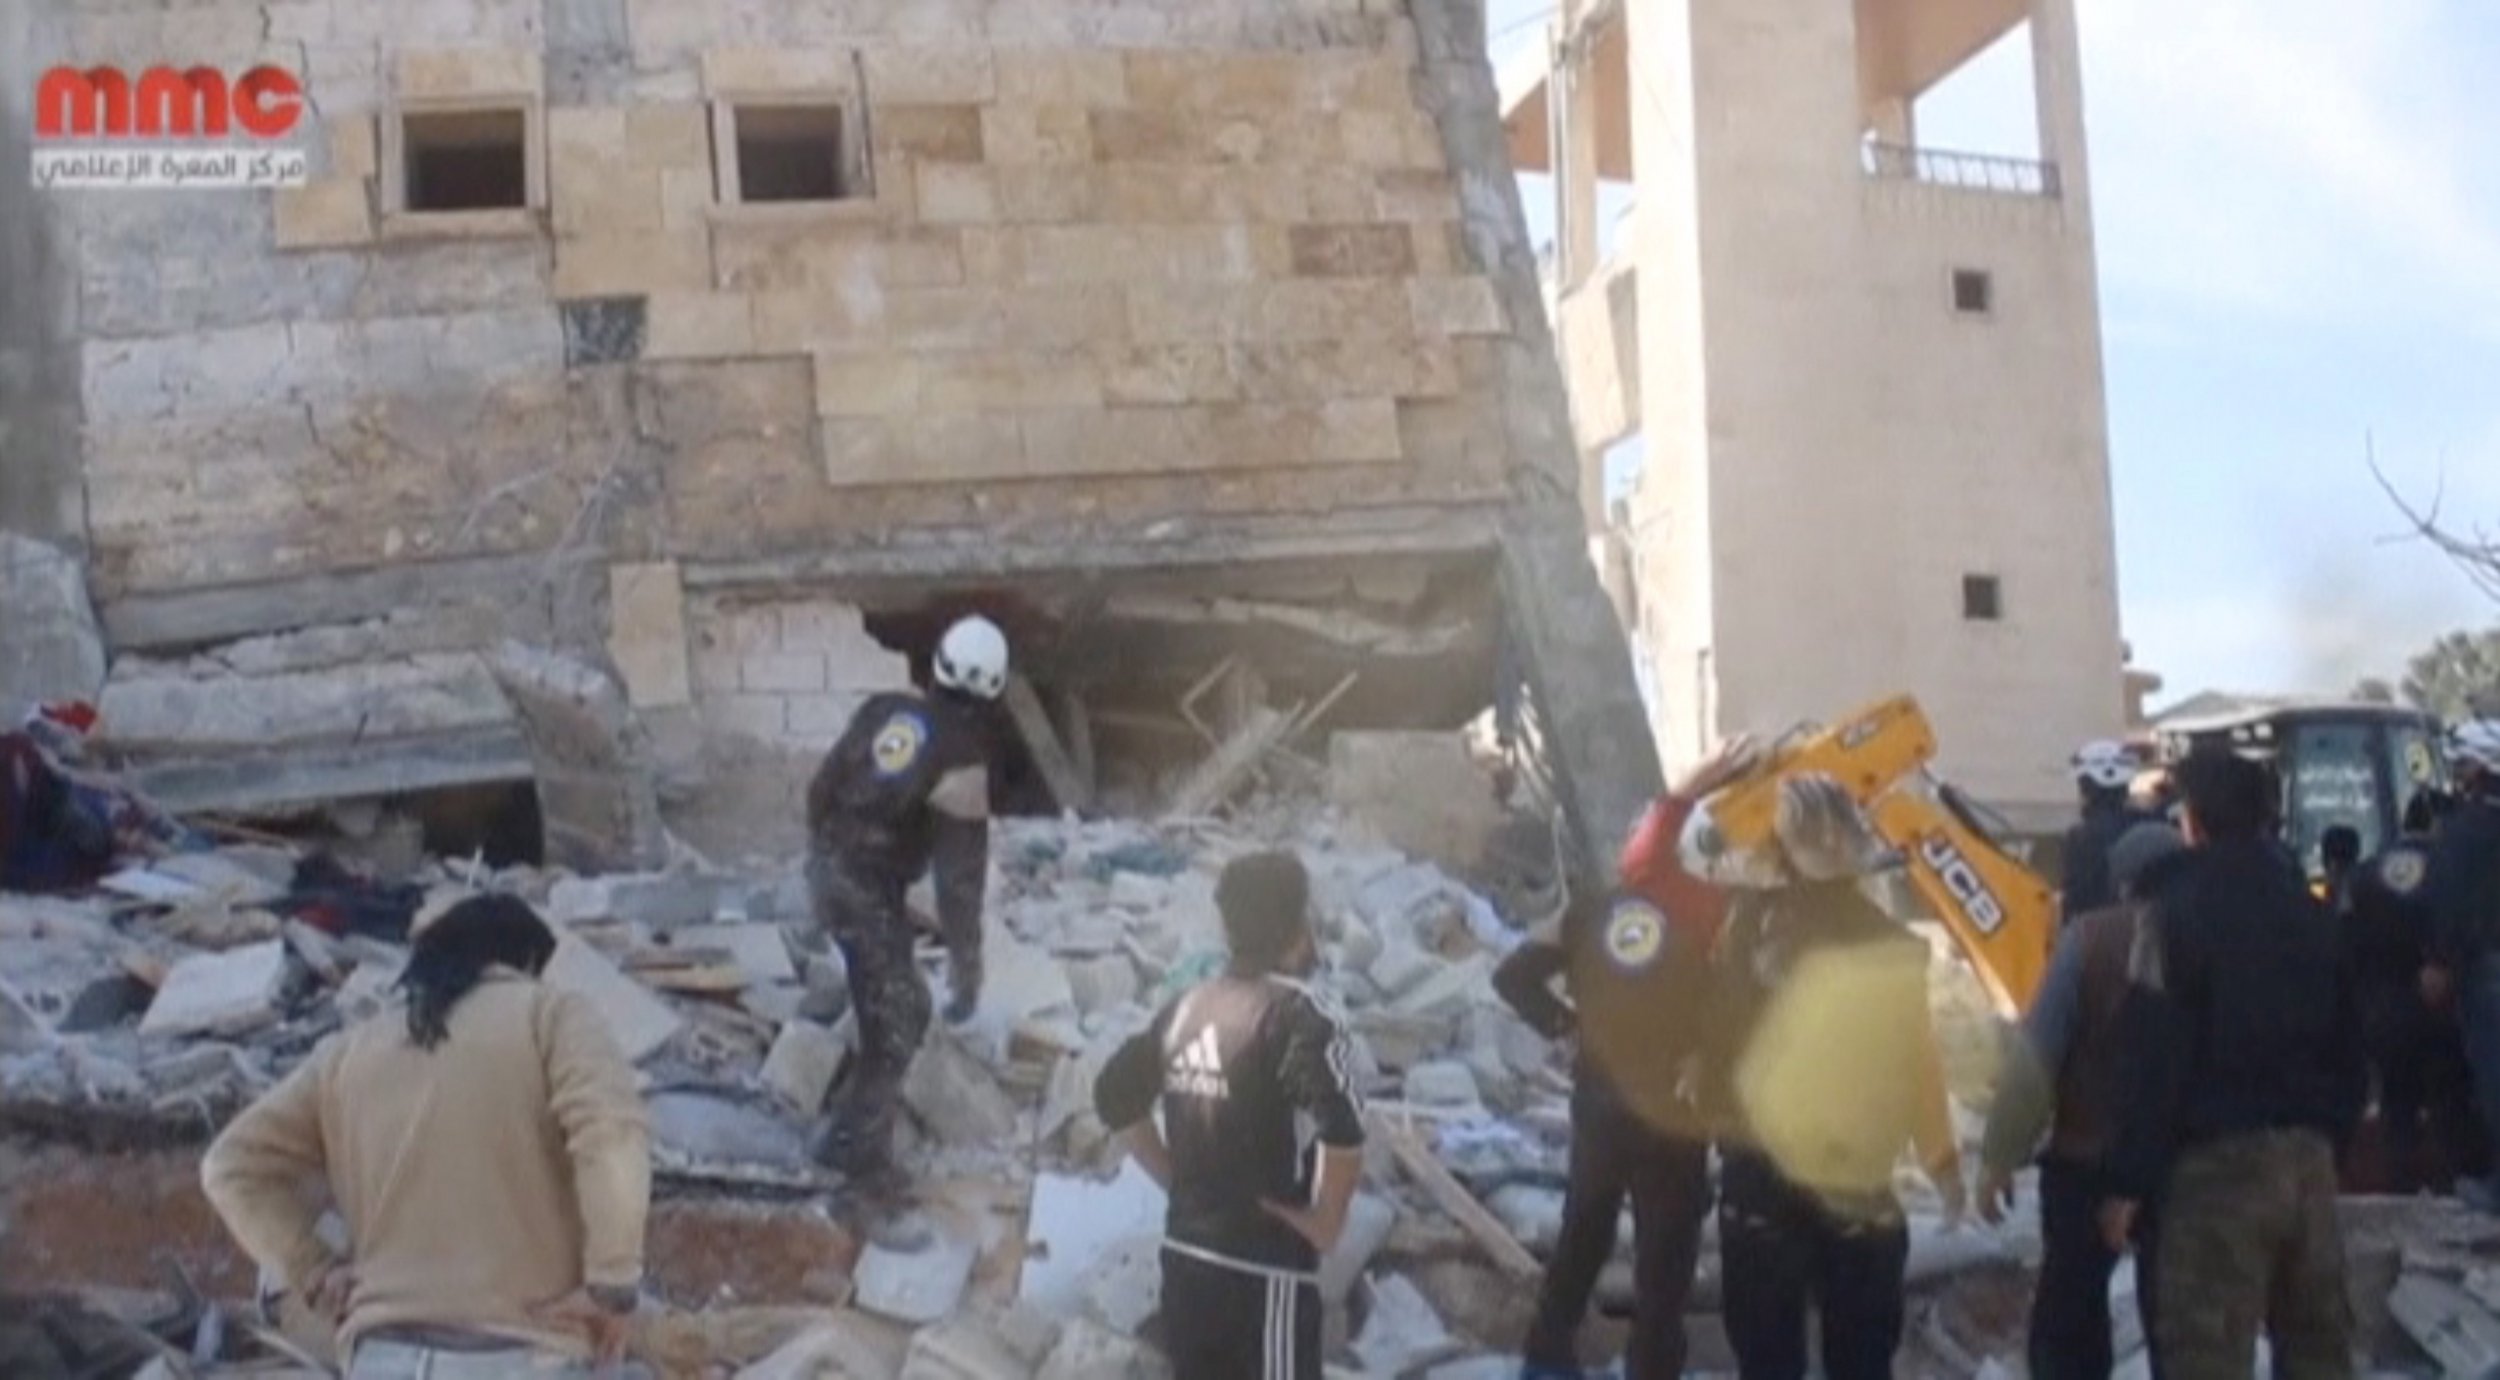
[402,108,528,211]
[1962,574,2004,622]
[1952,269,1994,315]
[734,104,848,203]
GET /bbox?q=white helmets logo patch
[1605,899,1669,970]
[872,711,928,778]
[2381,850,2427,897]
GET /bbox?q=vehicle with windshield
[2155,702,2451,880]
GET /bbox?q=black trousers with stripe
[1159,1248,1322,1380]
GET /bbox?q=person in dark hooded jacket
[2101,749,2364,1377]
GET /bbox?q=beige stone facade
[6,0,1607,857]
[1503,0,2127,829]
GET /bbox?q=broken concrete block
[0,979,54,1054]
[1035,1319,1166,1380]
[0,534,106,714]
[1353,1274,1457,1377]
[1328,731,1506,873]
[762,1019,851,1115]
[1488,1184,1567,1256]
[1020,1160,1167,1320]
[1079,1235,1162,1334]
[549,871,723,929]
[1064,954,1139,1016]
[900,1315,1032,1380]
[902,1032,1019,1145]
[992,1304,1063,1371]
[543,930,684,1062]
[1403,1060,1482,1109]
[674,921,800,983]
[2389,1273,2500,1378]
[736,1313,912,1380]
[855,1221,979,1325]
[139,941,291,1039]
[1368,941,1437,1000]
[1393,954,1494,1023]
[1318,1192,1399,1309]
[648,1090,818,1187]
[743,981,808,1025]
[1108,870,1164,911]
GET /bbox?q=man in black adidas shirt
[1095,850,1367,1380]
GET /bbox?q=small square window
[402,108,528,212]
[1963,574,2004,622]
[734,104,848,203]
[1952,268,1994,315]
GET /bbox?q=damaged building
[1,0,1652,876]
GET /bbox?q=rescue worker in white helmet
[2060,740,2148,928]
[802,615,1008,1189]
[1687,774,1963,1380]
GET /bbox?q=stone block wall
[47,0,1519,612]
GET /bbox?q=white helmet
[933,615,1010,701]
[2452,720,2500,776]
[2072,739,2136,790]
[1773,774,1884,882]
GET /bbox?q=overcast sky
[1487,0,2500,706]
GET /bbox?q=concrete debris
[0,532,108,714]
[542,927,684,1063]
[0,978,54,1054]
[646,1089,822,1189]
[1062,954,1139,1017]
[1353,1273,1459,1377]
[1019,1161,1167,1322]
[1318,1191,1400,1309]
[903,1032,1020,1146]
[1079,1235,1163,1334]
[1402,1060,1483,1110]
[2389,1273,2500,1377]
[672,922,800,984]
[736,1314,912,1380]
[1486,1184,1568,1257]
[1035,1319,1167,1380]
[855,1220,980,1326]
[902,1315,1033,1380]
[761,1020,851,1116]
[1327,731,1508,875]
[137,941,291,1040]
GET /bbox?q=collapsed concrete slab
[100,651,532,817]
[489,641,667,874]
[0,533,106,714]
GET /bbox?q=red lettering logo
[35,65,303,140]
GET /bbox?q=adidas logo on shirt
[1168,1024,1229,1099]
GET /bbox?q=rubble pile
[5,787,2476,1378]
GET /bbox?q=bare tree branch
[2369,436,2500,604]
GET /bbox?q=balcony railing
[1862,141,2061,199]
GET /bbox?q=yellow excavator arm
[1697,695,2056,1015]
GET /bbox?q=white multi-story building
[1501,0,2126,830]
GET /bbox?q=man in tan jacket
[203,893,651,1377]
